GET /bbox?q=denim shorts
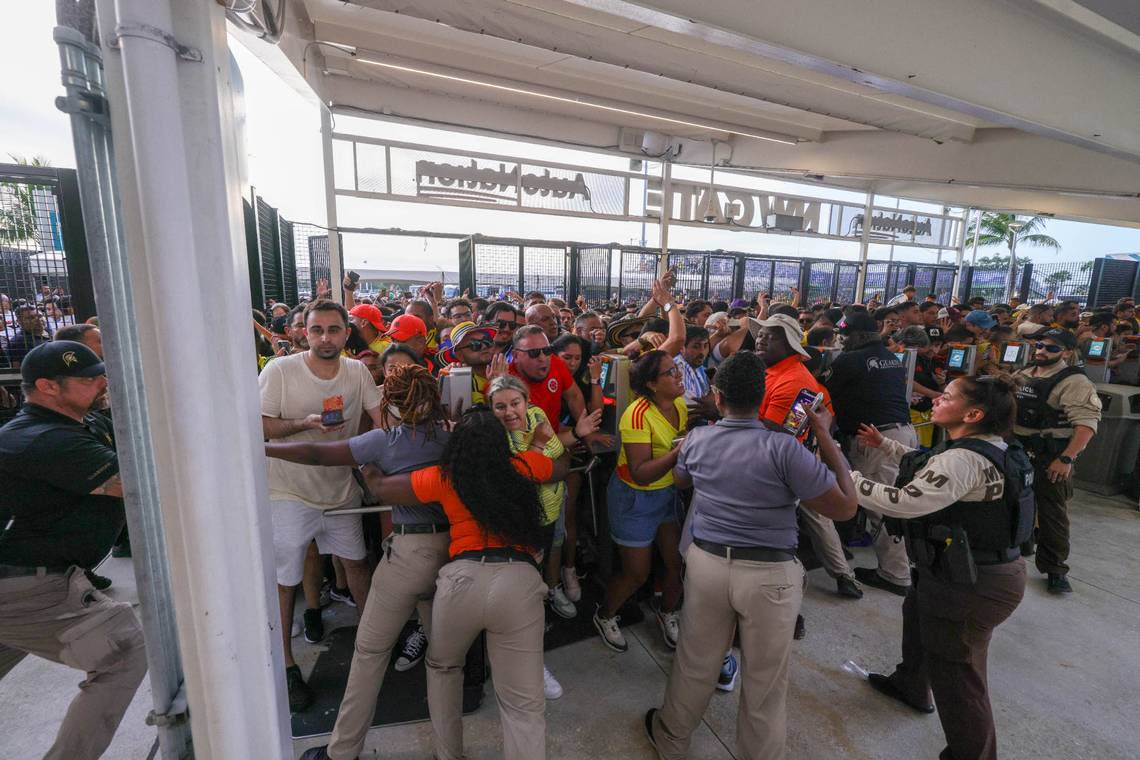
[607,476,679,548]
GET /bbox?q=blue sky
[5,3,1140,273]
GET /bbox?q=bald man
[526,303,561,342]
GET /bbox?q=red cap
[349,304,386,332]
[385,314,428,342]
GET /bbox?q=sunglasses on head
[1034,342,1064,353]
[520,346,554,359]
[459,338,494,352]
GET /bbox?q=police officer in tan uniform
[1012,328,1101,593]
[0,342,147,759]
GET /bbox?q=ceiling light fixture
[348,53,799,146]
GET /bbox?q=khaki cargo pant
[328,531,451,760]
[848,423,919,587]
[653,544,804,760]
[798,506,854,580]
[0,567,147,760]
[427,558,547,760]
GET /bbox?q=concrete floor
[2,489,1137,759]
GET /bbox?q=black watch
[1057,455,1074,465]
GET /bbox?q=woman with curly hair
[266,364,452,760]
[361,409,569,760]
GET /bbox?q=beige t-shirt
[259,353,382,509]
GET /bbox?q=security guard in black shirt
[0,341,147,760]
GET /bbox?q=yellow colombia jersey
[507,406,565,525]
[617,395,687,491]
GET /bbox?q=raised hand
[855,422,883,449]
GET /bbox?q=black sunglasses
[459,339,494,352]
[494,319,518,329]
[519,346,554,359]
[1034,342,1064,353]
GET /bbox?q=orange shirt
[759,354,833,433]
[410,450,553,557]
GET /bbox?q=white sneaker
[394,625,428,672]
[543,665,563,700]
[656,607,680,649]
[291,620,301,638]
[548,585,577,619]
[593,606,628,652]
[561,565,582,602]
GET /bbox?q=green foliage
[0,155,52,245]
[1043,270,1072,287]
[965,212,1061,256]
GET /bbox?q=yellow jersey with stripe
[616,396,687,490]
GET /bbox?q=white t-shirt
[259,352,382,509]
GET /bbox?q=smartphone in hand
[783,389,823,436]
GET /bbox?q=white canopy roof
[239,0,1140,227]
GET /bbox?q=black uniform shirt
[826,341,912,435]
[0,404,124,568]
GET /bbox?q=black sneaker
[793,614,806,640]
[286,665,314,713]
[854,567,909,597]
[303,608,324,644]
[1047,574,1073,593]
[836,575,863,599]
[394,624,427,672]
[644,708,663,758]
[84,569,113,591]
[298,747,330,760]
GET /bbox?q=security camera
[700,193,719,223]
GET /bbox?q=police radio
[439,366,473,417]
[595,353,631,454]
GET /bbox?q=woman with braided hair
[266,363,454,760]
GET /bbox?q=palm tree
[0,155,53,246]
[965,212,1060,300]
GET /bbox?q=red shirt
[410,450,553,557]
[509,354,574,432]
[760,354,833,434]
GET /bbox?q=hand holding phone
[782,389,824,436]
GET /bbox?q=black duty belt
[0,564,70,579]
[972,547,1021,566]
[694,538,795,563]
[876,422,908,432]
[453,547,540,572]
[392,523,449,535]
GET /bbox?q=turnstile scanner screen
[947,348,967,370]
[596,354,630,454]
[1087,339,1108,359]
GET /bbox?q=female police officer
[852,374,1030,760]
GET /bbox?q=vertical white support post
[854,187,875,303]
[98,0,291,756]
[658,160,672,277]
[952,208,970,299]
[969,208,983,265]
[320,106,345,304]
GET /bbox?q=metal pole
[969,208,982,266]
[320,106,345,304]
[951,208,970,301]
[1006,226,1019,302]
[97,0,291,755]
[53,12,191,758]
[854,186,875,302]
[658,160,672,278]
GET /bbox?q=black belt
[876,422,908,432]
[694,538,795,563]
[972,547,1021,566]
[392,523,449,535]
[453,547,540,572]
[0,564,70,579]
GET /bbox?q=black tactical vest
[893,438,1035,553]
[1014,366,1085,431]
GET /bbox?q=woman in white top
[851,374,1028,760]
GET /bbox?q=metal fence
[457,235,959,306]
[1,164,94,374]
[244,193,333,312]
[958,260,1097,306]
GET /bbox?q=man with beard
[484,301,520,360]
[259,300,384,710]
[1051,301,1081,333]
[509,325,588,434]
[287,304,310,353]
[573,311,605,352]
[0,341,147,759]
[437,321,498,405]
[1012,329,1101,594]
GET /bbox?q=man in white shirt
[260,299,384,712]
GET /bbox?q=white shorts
[270,500,366,586]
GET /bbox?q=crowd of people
[0,285,79,370]
[2,264,1136,759]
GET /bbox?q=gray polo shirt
[676,418,837,550]
[348,422,450,526]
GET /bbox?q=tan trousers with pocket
[0,567,147,760]
[328,531,451,759]
[654,545,803,760]
[849,424,919,587]
[426,558,547,760]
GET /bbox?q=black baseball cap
[839,312,880,334]
[21,341,105,384]
[1032,328,1077,350]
